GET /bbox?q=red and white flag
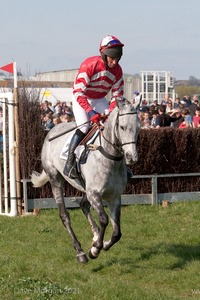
[0,62,14,74]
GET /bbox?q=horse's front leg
[103,198,122,251]
[50,180,88,263]
[80,194,100,243]
[87,193,109,259]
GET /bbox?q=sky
[1,0,200,80]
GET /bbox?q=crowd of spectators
[40,100,75,131]
[135,94,200,129]
[40,94,200,132]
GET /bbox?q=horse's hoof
[88,247,100,259]
[88,250,98,259]
[103,241,110,251]
[76,253,88,264]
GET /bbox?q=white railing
[0,92,17,216]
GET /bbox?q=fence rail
[22,173,200,213]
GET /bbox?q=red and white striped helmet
[99,35,124,58]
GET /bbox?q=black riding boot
[63,129,86,178]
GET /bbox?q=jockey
[63,35,124,178]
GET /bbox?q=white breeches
[72,95,109,133]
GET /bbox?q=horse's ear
[115,97,130,109]
[133,94,142,110]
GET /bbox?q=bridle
[97,111,138,161]
[117,112,138,146]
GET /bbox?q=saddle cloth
[60,127,100,162]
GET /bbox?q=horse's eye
[120,126,124,130]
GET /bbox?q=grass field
[0,201,200,300]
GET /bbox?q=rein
[94,110,138,161]
[96,145,124,161]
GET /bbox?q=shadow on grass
[134,243,200,269]
[166,243,200,269]
[91,243,200,272]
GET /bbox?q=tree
[188,76,199,86]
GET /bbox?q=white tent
[40,88,73,105]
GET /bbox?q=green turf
[0,201,200,299]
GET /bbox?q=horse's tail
[31,170,49,188]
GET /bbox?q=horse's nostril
[126,152,132,160]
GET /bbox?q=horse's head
[115,97,140,164]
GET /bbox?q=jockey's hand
[88,110,101,124]
[100,113,108,122]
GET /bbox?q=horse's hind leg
[57,202,88,263]
[80,194,100,242]
[50,177,88,263]
[103,198,122,251]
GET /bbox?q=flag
[43,90,51,97]
[0,63,14,74]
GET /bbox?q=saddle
[75,124,100,165]
[78,124,100,164]
[60,124,101,187]
[60,124,100,161]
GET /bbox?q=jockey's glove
[88,110,100,124]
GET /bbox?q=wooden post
[13,63,22,215]
[162,200,170,207]
[151,175,158,205]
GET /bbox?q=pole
[13,62,22,215]
[7,92,17,216]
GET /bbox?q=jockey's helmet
[134,90,140,95]
[99,35,124,64]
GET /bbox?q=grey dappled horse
[31,98,140,263]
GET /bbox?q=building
[37,69,176,105]
[36,69,141,102]
[141,71,175,105]
[0,69,176,106]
